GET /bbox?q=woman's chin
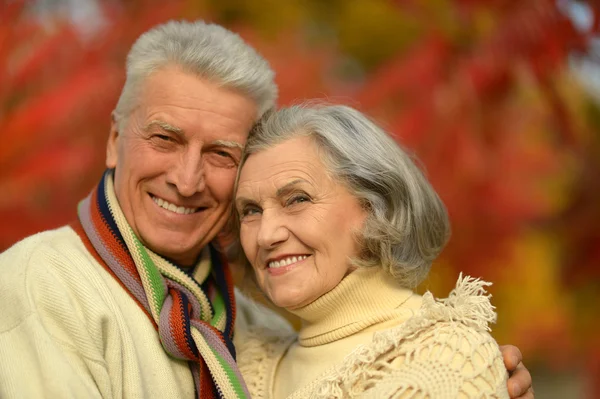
[263,283,319,310]
[268,293,305,310]
[270,294,317,311]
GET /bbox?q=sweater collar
[288,267,415,347]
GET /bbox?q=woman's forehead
[237,142,340,198]
[237,160,323,196]
[242,136,321,173]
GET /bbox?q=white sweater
[236,267,510,398]
[0,226,290,398]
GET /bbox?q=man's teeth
[268,255,308,269]
[152,196,198,215]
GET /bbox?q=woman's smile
[266,254,311,275]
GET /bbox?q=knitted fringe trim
[313,274,497,398]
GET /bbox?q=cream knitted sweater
[0,226,291,398]
[236,267,509,398]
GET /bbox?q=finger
[517,388,534,399]
[508,364,533,398]
[500,344,523,371]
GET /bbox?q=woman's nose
[256,210,289,249]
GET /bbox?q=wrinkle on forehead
[236,136,341,205]
[137,67,258,136]
[236,167,345,214]
[135,116,247,152]
[145,108,252,138]
[237,161,320,194]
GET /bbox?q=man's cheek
[215,178,237,199]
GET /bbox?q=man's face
[106,65,258,266]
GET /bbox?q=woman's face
[235,135,367,309]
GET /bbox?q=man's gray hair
[114,20,277,128]
[237,103,450,287]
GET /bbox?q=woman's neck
[287,267,415,346]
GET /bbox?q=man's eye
[205,150,237,168]
[155,134,173,141]
[215,150,232,158]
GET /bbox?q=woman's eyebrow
[276,179,309,197]
[235,179,310,208]
[234,196,255,209]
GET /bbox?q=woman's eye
[241,206,261,218]
[288,195,310,206]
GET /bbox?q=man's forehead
[137,67,259,140]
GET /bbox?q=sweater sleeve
[0,234,110,398]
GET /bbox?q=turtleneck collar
[287,267,416,347]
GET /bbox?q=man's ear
[106,112,120,168]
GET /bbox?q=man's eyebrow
[211,140,244,150]
[142,123,243,149]
[143,120,184,135]
[276,179,308,197]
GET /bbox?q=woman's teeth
[152,196,198,215]
[268,255,308,269]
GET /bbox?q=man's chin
[159,247,200,267]
[140,234,204,267]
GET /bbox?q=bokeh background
[1,0,599,397]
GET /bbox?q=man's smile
[150,194,203,215]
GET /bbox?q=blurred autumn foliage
[2,0,600,396]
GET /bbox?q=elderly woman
[232,103,512,398]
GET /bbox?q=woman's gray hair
[236,103,450,287]
[114,20,277,128]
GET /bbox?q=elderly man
[0,20,533,398]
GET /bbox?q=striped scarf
[75,170,250,398]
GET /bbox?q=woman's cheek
[240,226,256,264]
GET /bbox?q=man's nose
[256,209,289,249]
[168,149,205,197]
